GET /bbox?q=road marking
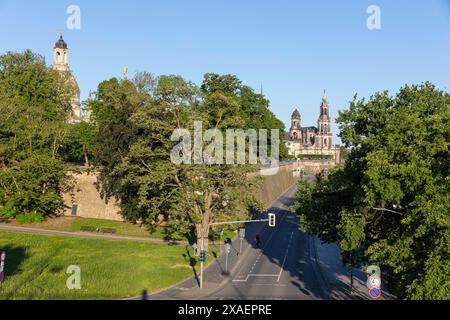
[232,274,279,282]
[232,283,287,287]
[277,231,294,282]
[232,210,296,284]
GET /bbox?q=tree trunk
[194,190,214,255]
[83,145,90,167]
[195,223,210,255]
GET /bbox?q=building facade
[287,94,340,164]
[52,35,89,123]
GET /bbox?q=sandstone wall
[63,160,335,221]
[62,172,123,221]
[256,162,300,208]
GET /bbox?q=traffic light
[199,251,206,262]
[268,213,276,227]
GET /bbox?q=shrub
[16,212,45,224]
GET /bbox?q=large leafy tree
[295,83,449,299]
[89,72,289,248]
[0,50,73,219]
[60,121,96,166]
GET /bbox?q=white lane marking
[277,231,294,282]
[233,210,289,280]
[232,274,279,283]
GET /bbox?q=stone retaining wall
[63,160,336,221]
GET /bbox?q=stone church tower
[290,109,302,141]
[316,93,333,149]
[52,35,83,123]
[286,93,340,164]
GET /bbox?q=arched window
[324,138,327,147]
[293,132,298,140]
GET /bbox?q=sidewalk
[311,235,395,300]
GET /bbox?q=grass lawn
[3,216,241,244]
[0,232,216,300]
[5,217,168,240]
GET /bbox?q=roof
[54,35,68,49]
[292,109,300,119]
[301,126,317,131]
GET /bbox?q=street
[209,185,326,300]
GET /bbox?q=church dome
[292,109,301,119]
[54,35,68,49]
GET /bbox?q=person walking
[255,234,261,249]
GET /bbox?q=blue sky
[1,0,449,143]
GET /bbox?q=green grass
[19,217,168,240]
[0,232,216,300]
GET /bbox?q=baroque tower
[290,109,302,141]
[316,92,332,149]
[52,35,83,123]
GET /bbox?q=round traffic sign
[367,274,381,289]
[369,287,382,299]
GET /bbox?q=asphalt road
[208,185,327,300]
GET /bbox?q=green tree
[88,73,280,249]
[295,83,450,299]
[0,50,73,219]
[60,122,96,166]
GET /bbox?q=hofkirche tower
[52,35,86,123]
[287,92,340,164]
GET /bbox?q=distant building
[52,35,89,123]
[287,94,340,164]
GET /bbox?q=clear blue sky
[1,0,449,143]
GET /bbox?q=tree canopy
[0,50,73,220]
[88,72,286,245]
[295,82,449,299]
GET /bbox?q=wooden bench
[98,227,117,234]
[80,226,97,233]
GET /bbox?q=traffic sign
[369,287,382,299]
[367,274,381,289]
[0,251,5,283]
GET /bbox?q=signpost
[239,228,245,254]
[366,265,382,299]
[0,251,6,284]
[224,243,231,275]
[200,229,205,289]
[219,228,224,243]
